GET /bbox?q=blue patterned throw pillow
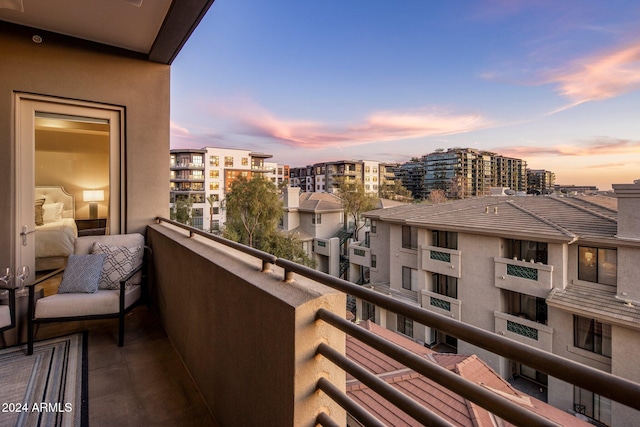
[58,254,107,294]
[91,242,142,290]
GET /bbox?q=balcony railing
[494,257,553,297]
[153,217,640,427]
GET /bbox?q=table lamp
[83,190,104,219]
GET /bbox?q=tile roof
[346,320,590,426]
[364,195,618,243]
[547,285,640,329]
[299,192,343,212]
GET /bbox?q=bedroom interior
[34,113,110,277]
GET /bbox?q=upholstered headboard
[35,186,75,219]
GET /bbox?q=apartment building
[290,159,399,195]
[397,148,528,200]
[527,169,556,194]
[355,181,640,426]
[281,186,346,276]
[170,147,273,231]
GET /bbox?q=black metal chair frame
[0,283,16,335]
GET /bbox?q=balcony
[9,219,640,426]
[421,245,462,278]
[494,312,553,351]
[170,162,206,170]
[171,175,206,182]
[348,242,371,268]
[494,257,553,298]
[421,290,462,321]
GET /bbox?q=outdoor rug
[0,332,88,427]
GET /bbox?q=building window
[213,207,220,215]
[210,182,219,191]
[402,266,418,291]
[362,301,375,322]
[432,230,457,250]
[209,156,219,166]
[371,220,377,233]
[371,254,377,268]
[433,274,457,299]
[402,226,418,250]
[209,194,219,202]
[505,290,547,324]
[192,155,203,165]
[578,246,617,286]
[224,156,234,167]
[507,239,548,264]
[210,170,219,179]
[312,213,322,225]
[574,387,611,426]
[241,157,248,166]
[397,315,413,338]
[574,315,611,357]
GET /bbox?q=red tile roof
[345,320,589,427]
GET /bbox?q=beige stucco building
[359,182,640,426]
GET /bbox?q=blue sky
[170,0,640,190]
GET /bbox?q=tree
[261,232,316,268]
[380,179,413,202]
[336,178,379,241]
[428,189,448,204]
[223,175,282,248]
[206,194,217,232]
[172,195,193,225]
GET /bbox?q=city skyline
[170,1,640,191]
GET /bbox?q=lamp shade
[83,190,105,202]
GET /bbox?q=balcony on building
[421,289,462,321]
[421,245,462,278]
[494,257,554,297]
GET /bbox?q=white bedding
[36,218,78,258]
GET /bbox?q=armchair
[0,283,16,338]
[27,233,147,355]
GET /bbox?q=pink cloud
[205,99,490,149]
[496,137,640,158]
[548,43,640,104]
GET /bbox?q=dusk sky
[170,1,640,191]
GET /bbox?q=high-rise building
[170,147,274,231]
[397,148,528,200]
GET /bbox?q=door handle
[21,225,36,246]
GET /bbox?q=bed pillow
[58,253,107,294]
[92,242,143,290]
[42,202,64,223]
[35,198,45,226]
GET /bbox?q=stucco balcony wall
[421,290,462,321]
[494,257,553,298]
[146,223,346,427]
[421,245,462,278]
[494,311,553,353]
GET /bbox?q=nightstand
[76,218,107,236]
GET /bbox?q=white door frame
[14,93,125,274]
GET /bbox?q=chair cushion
[92,242,142,290]
[58,254,107,294]
[35,285,141,319]
[0,305,11,329]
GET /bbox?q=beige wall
[35,129,111,219]
[147,224,346,426]
[0,27,170,268]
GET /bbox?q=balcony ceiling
[0,0,215,63]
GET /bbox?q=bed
[35,186,78,271]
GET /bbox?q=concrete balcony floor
[32,305,216,426]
